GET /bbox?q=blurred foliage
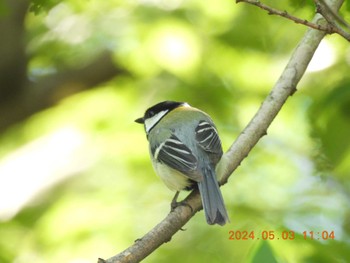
[29,0,60,14]
[0,0,350,263]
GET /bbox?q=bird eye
[148,110,155,117]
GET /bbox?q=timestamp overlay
[228,230,335,241]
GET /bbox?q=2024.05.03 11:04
[228,230,335,241]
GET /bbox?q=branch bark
[237,0,350,41]
[99,0,345,262]
[314,0,350,40]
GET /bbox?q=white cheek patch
[144,110,168,133]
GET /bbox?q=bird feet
[170,191,193,212]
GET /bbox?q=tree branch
[316,0,350,29]
[0,0,29,102]
[236,0,350,41]
[0,51,126,132]
[314,0,350,40]
[221,0,344,182]
[98,0,345,262]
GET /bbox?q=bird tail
[198,167,229,226]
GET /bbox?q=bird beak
[135,117,144,124]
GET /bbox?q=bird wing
[195,120,223,158]
[152,134,201,180]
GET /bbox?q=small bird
[135,101,229,226]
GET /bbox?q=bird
[135,100,229,226]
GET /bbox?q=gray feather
[195,121,223,165]
[154,134,199,176]
[198,167,229,225]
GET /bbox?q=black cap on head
[135,101,186,124]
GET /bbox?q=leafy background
[0,0,350,262]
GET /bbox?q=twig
[314,0,350,40]
[98,0,345,262]
[316,0,350,29]
[236,0,350,41]
[236,0,330,31]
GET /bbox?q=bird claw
[170,191,193,212]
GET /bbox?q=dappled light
[0,0,350,262]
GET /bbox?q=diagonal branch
[220,0,343,183]
[98,0,344,262]
[0,51,126,132]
